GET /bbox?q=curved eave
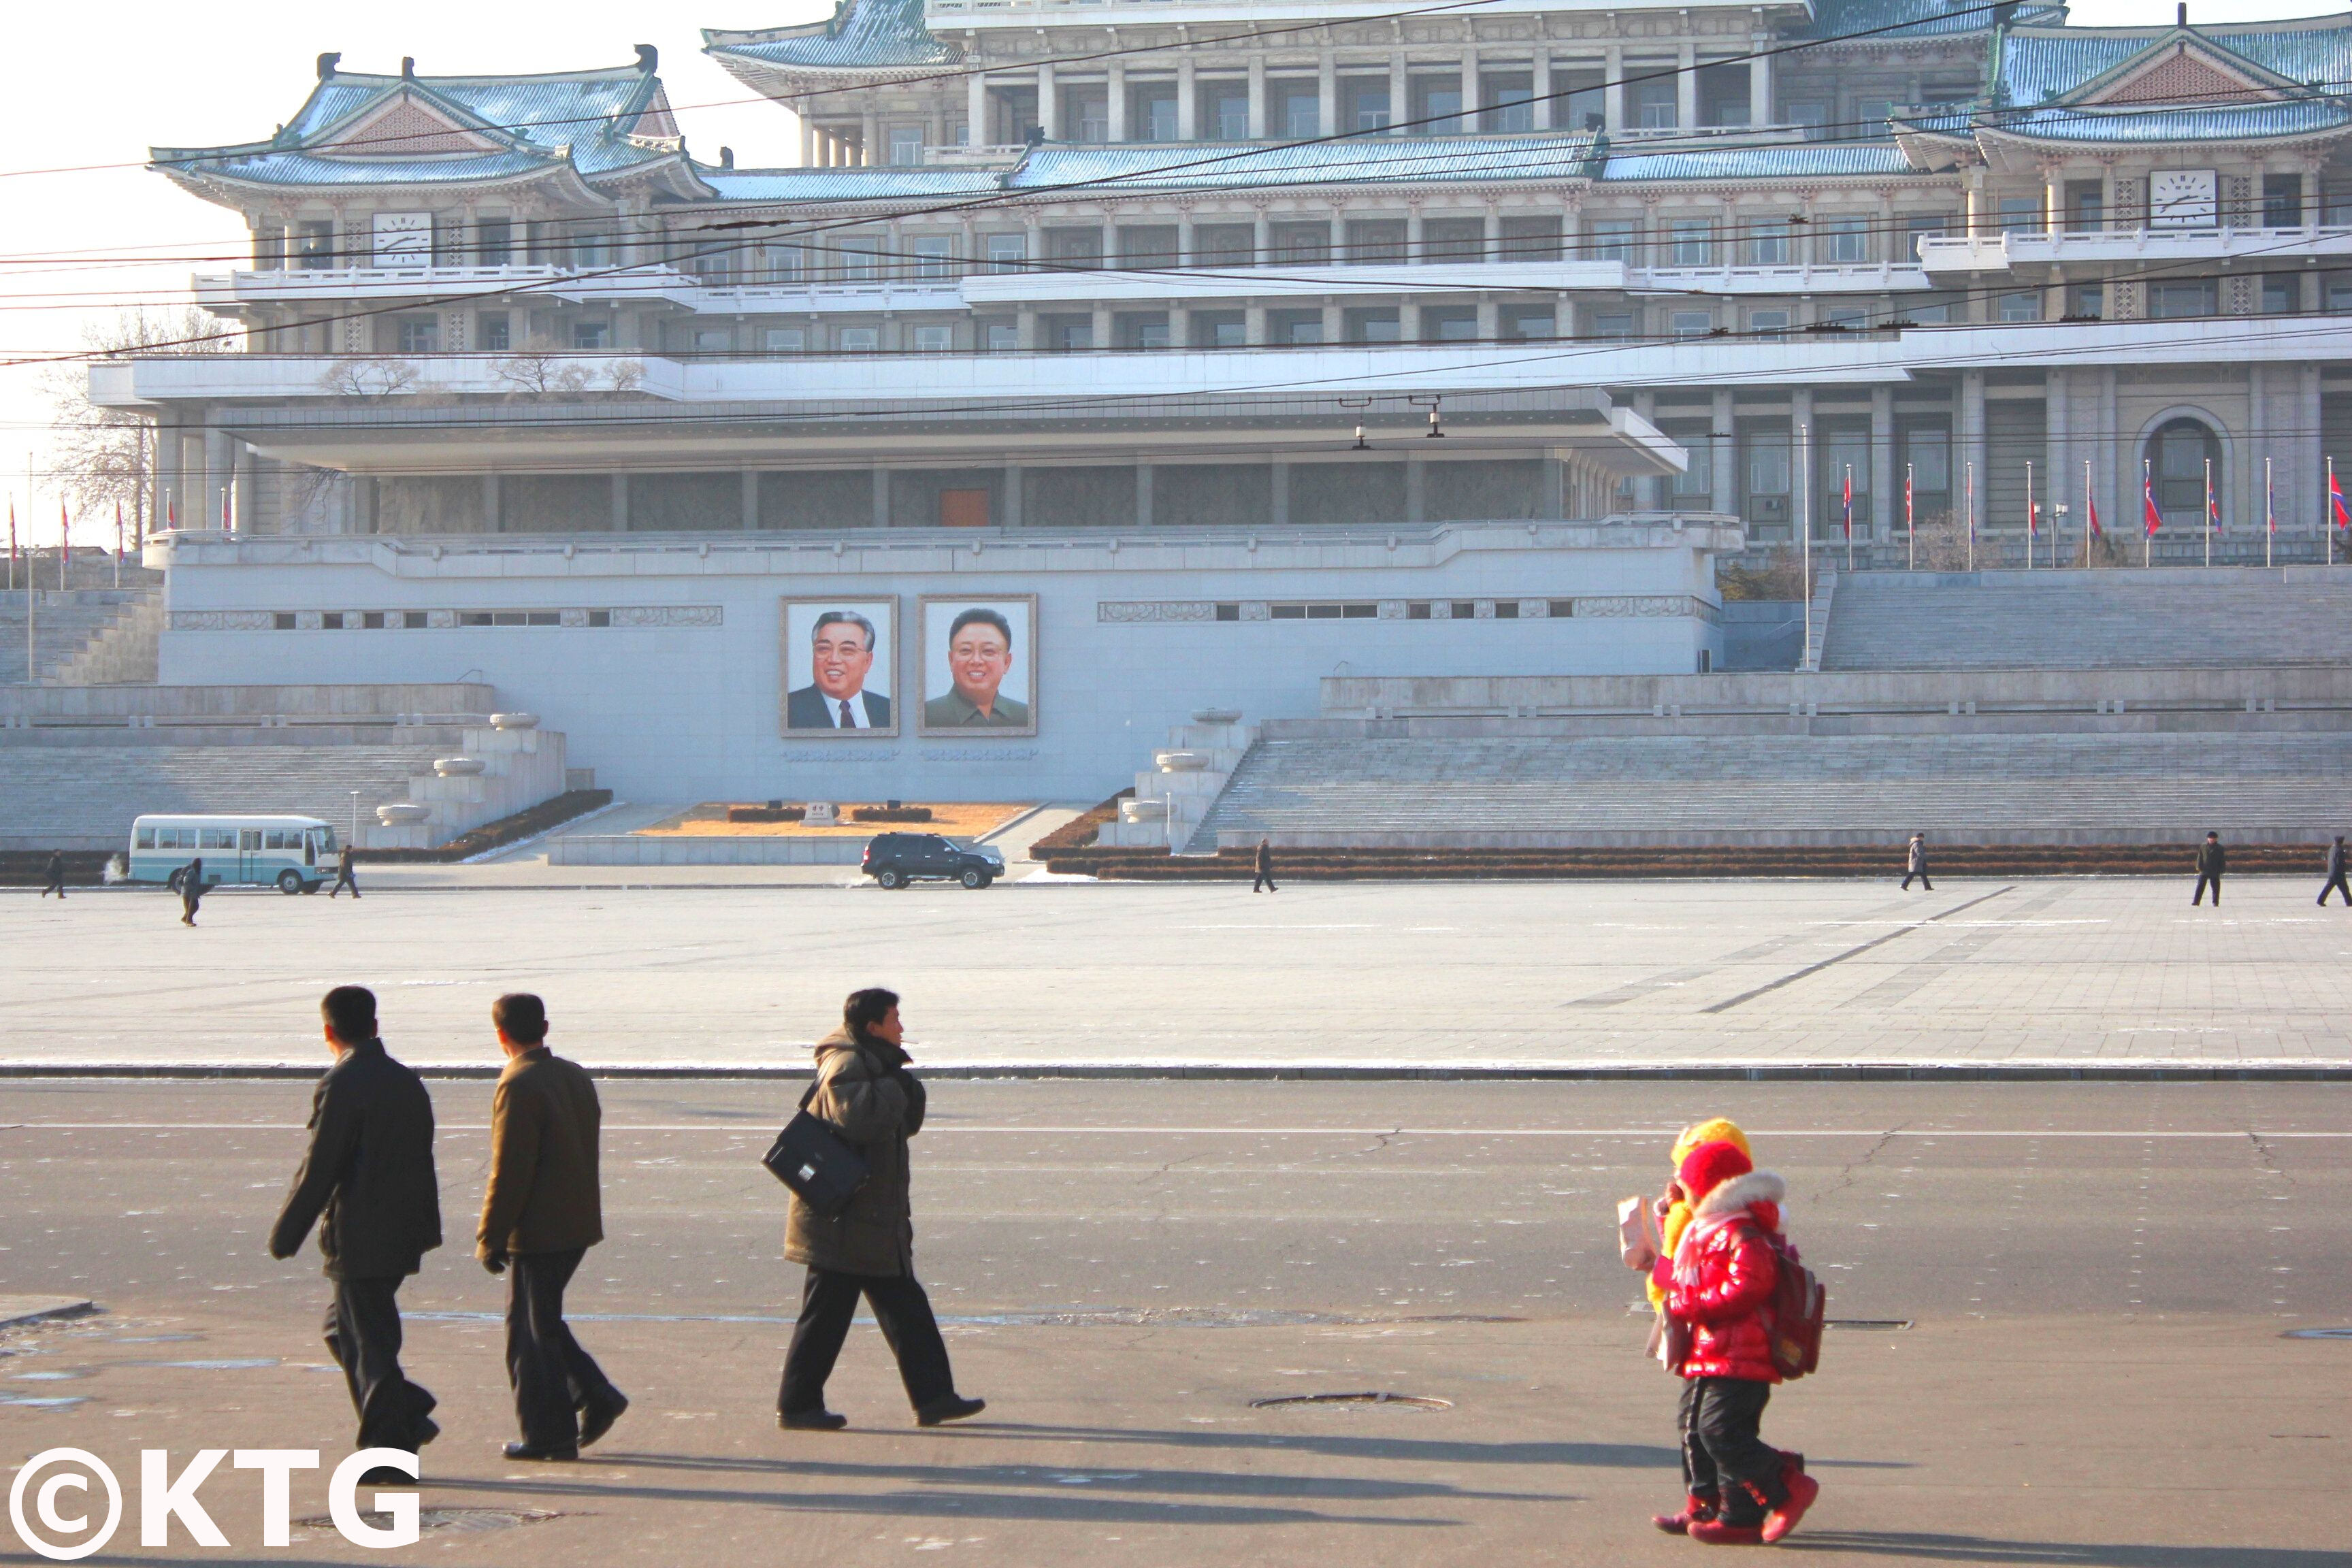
[1891,126,1978,172]
[706,49,947,103]
[1971,118,2352,172]
[610,152,717,202]
[154,159,610,210]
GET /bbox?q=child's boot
[1652,1492,1718,1535]
[1762,1456,1819,1544]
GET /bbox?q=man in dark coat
[330,846,361,899]
[2193,832,2225,906]
[178,858,205,926]
[1901,833,1931,892]
[270,986,442,1476]
[2322,837,2351,907]
[779,987,983,1431]
[40,850,65,898]
[1252,837,1277,894]
[476,992,626,1461]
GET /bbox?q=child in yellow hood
[1646,1117,1753,1309]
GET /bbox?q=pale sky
[0,0,2338,543]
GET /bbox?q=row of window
[138,827,310,851]
[272,609,620,630]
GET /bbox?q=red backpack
[1761,1229,1825,1380]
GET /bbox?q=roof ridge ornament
[316,52,340,80]
[636,44,658,73]
[400,56,415,80]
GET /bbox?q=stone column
[1271,459,1291,525]
[1002,464,1023,527]
[741,470,760,531]
[2297,363,2323,546]
[1961,371,1987,533]
[968,73,989,147]
[1603,45,1626,133]
[1247,56,1267,138]
[1390,54,1408,133]
[860,106,878,166]
[1177,59,1196,140]
[2045,370,2069,555]
[1533,50,1552,131]
[1481,204,1501,261]
[1406,201,1425,263]
[871,468,890,529]
[1175,209,1196,263]
[1109,61,1128,141]
[610,473,628,532]
[1170,304,1190,346]
[1039,63,1060,140]
[1245,304,1269,345]
[483,474,502,534]
[1748,48,1771,127]
[1712,390,1736,516]
[2097,368,2119,540]
[800,114,815,167]
[202,424,232,531]
[1460,47,1480,133]
[1791,388,1815,546]
[1017,306,1039,350]
[1405,457,1427,522]
[1318,51,1337,136]
[1542,455,1567,520]
[1092,304,1113,349]
[1675,43,1697,131]
[2248,361,2268,532]
[1869,385,1895,543]
[1321,301,1343,342]
[1252,206,1271,265]
[1632,389,1661,508]
[1136,462,1155,527]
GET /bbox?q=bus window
[201,829,235,849]
[240,830,263,851]
[137,828,157,849]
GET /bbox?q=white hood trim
[1693,1169,1786,1220]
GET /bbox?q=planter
[1192,708,1243,725]
[1156,751,1209,772]
[489,712,540,730]
[376,803,431,826]
[434,757,487,777]
[1119,799,1169,823]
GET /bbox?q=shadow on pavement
[1794,1532,2352,1566]
[908,1420,1680,1469]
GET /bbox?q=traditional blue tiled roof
[1007,136,1599,192]
[1797,0,2058,42]
[155,61,684,193]
[704,0,953,73]
[1995,20,2352,107]
[701,167,1004,201]
[1599,145,1919,180]
[1974,98,2352,144]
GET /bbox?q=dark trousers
[779,1267,956,1415]
[1253,868,1277,892]
[2321,873,2350,906]
[41,876,63,898]
[331,863,360,898]
[1678,1376,1787,1526]
[506,1247,623,1448]
[2194,872,2223,906]
[1901,869,1931,891]
[323,1275,436,1452]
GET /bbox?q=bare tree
[316,357,423,399]
[490,336,595,397]
[39,306,229,534]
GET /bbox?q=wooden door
[939,489,990,528]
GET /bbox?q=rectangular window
[983,321,1019,350]
[1748,223,1792,265]
[764,245,804,283]
[692,328,732,354]
[1215,602,1241,621]
[1345,220,1407,264]
[1135,88,1179,142]
[1670,309,1714,337]
[1904,212,1957,259]
[1407,602,1432,619]
[1271,222,1330,266]
[1996,291,2043,323]
[1050,316,1093,350]
[1422,306,1478,342]
[1411,77,1466,133]
[2067,282,2103,321]
[1270,309,1324,345]
[201,829,236,850]
[1748,308,1791,333]
[1345,308,1401,343]
[1498,216,1561,261]
[1345,80,1391,132]
[1589,310,1636,338]
[887,125,924,165]
[362,612,385,630]
[2064,180,2104,233]
[913,324,953,352]
[478,312,510,351]
[1192,225,1254,267]
[1116,312,1170,349]
[765,326,806,351]
[1117,225,1179,268]
[1585,218,1638,263]
[396,316,438,354]
[1819,216,1870,263]
[1275,83,1319,137]
[295,220,336,269]
[911,235,954,279]
[839,237,883,280]
[1192,311,1246,348]
[837,326,880,351]
[2149,280,2217,318]
[1671,434,1713,497]
[1669,220,1714,267]
[2262,274,2299,314]
[1492,601,1519,619]
[572,321,608,350]
[2264,173,2304,228]
[1633,78,1678,129]
[404,610,428,629]
[136,828,156,849]
[986,233,1027,274]
[1422,218,1485,263]
[1045,227,1105,268]
[1482,73,1535,133]
[1501,306,1554,340]
[1997,196,2043,235]
[476,217,512,265]
[1207,86,1250,140]
[1067,88,1109,143]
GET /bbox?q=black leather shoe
[915,1396,985,1427]
[578,1394,628,1449]
[355,1466,418,1488]
[414,1418,440,1448]
[779,1409,848,1431]
[502,1441,578,1462]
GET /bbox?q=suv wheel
[875,868,906,889]
[959,867,987,889]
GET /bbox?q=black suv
[861,832,1007,890]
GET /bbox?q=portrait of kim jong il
[919,598,1035,734]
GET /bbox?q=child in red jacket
[1649,1139,1820,1545]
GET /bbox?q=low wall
[548,834,868,866]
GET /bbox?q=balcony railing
[1630,261,1929,295]
[1918,225,2352,274]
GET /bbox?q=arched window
[2146,418,2222,520]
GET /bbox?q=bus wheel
[277,870,304,895]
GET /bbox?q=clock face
[371,211,433,261]
[2149,169,2217,228]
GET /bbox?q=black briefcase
[761,1081,869,1219]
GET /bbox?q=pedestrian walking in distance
[179,858,206,926]
[2321,837,2351,908]
[269,986,442,1485]
[779,987,984,1431]
[2193,831,2226,907]
[477,992,627,1461]
[1900,832,1931,892]
[1650,1139,1818,1546]
[331,845,362,899]
[39,849,66,899]
[1252,836,1278,893]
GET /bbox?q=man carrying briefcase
[777,987,985,1431]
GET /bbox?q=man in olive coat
[779,987,983,1431]
[477,992,625,1460]
[2193,831,2225,907]
[270,986,442,1471]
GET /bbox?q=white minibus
[128,815,339,894]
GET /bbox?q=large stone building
[91,0,2352,802]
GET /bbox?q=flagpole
[24,453,34,685]
[112,502,122,589]
[2331,457,2337,570]
[1844,463,1854,572]
[1965,460,1975,573]
[2204,457,2212,568]
[1905,461,1914,570]
[2025,460,2035,572]
[2266,457,2274,570]
[2144,459,2153,570]
[1800,422,1813,670]
[2084,457,2093,568]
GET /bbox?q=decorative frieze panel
[1099,600,1215,622]
[169,605,721,630]
[167,610,276,631]
[609,605,723,627]
[1098,594,1714,623]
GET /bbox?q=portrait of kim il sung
[782,598,898,736]
[920,596,1036,736]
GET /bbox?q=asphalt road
[1,1079,2346,1566]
